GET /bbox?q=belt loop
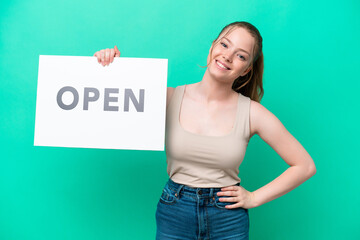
[209,188,214,197]
[175,184,184,199]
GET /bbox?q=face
[207,27,255,82]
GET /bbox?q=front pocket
[159,187,177,205]
[213,195,232,209]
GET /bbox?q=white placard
[34,55,168,151]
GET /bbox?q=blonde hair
[201,21,264,103]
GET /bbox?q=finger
[219,197,237,202]
[94,52,101,63]
[218,191,236,197]
[221,186,236,191]
[225,203,242,209]
[104,48,110,65]
[100,50,105,66]
[221,186,238,192]
[110,49,115,63]
[98,52,102,64]
[114,45,121,57]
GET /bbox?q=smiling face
[207,26,256,83]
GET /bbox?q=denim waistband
[166,178,240,198]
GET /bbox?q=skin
[94,27,316,209]
[176,27,253,137]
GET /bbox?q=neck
[194,70,235,103]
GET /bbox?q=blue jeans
[155,178,249,240]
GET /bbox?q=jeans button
[198,190,202,195]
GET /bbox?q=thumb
[114,45,121,57]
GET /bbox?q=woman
[94,21,316,240]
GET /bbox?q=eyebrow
[223,37,250,56]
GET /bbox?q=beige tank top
[165,84,251,188]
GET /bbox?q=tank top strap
[165,85,184,131]
[168,84,250,141]
[234,93,251,142]
[175,85,186,111]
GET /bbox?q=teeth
[216,60,228,70]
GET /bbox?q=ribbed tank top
[165,84,251,188]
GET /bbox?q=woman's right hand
[93,45,121,66]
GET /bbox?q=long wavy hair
[201,21,264,103]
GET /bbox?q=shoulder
[167,85,186,108]
[167,86,175,97]
[249,99,264,115]
[249,99,282,138]
[238,92,251,102]
[166,87,175,108]
[166,85,186,104]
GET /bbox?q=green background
[1,0,359,239]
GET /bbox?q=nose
[222,52,232,62]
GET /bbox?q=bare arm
[249,100,316,207]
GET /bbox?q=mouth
[215,60,230,70]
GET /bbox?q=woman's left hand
[217,185,258,209]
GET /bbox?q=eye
[237,54,246,60]
[220,42,227,48]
